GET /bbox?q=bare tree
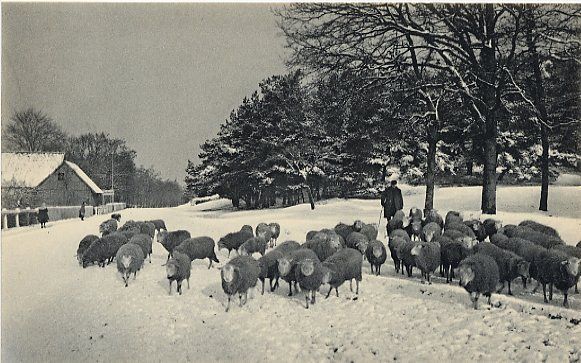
[4,108,66,152]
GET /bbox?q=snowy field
[2,185,581,362]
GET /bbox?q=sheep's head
[401,216,411,228]
[300,259,315,277]
[157,230,168,244]
[121,255,132,269]
[459,236,478,250]
[353,220,364,232]
[221,264,238,283]
[166,261,178,279]
[411,221,422,235]
[277,258,292,276]
[239,245,249,256]
[357,240,368,255]
[424,229,435,243]
[372,244,384,258]
[516,259,530,279]
[410,244,423,257]
[562,257,581,277]
[456,265,475,287]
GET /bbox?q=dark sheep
[500,224,518,237]
[166,251,191,295]
[221,255,261,312]
[148,219,167,232]
[174,236,220,269]
[157,230,192,259]
[464,219,487,242]
[240,225,254,236]
[119,220,141,233]
[405,220,423,241]
[139,222,156,239]
[269,222,281,247]
[104,232,129,264]
[77,234,99,265]
[345,232,369,255]
[294,257,326,308]
[409,207,423,222]
[306,230,319,241]
[411,242,441,282]
[323,248,363,298]
[314,229,345,248]
[82,238,109,268]
[116,243,145,287]
[489,233,509,246]
[519,220,561,239]
[119,230,137,241]
[456,253,500,309]
[394,239,418,277]
[388,235,407,274]
[255,223,273,244]
[239,236,268,257]
[366,240,387,276]
[577,241,581,249]
[359,223,378,242]
[507,226,564,249]
[441,240,473,283]
[445,222,476,239]
[424,209,444,229]
[129,233,153,263]
[353,220,364,232]
[421,222,442,243]
[278,249,319,296]
[334,222,355,241]
[257,241,301,294]
[550,244,581,294]
[390,229,411,244]
[444,211,463,227]
[217,230,253,257]
[111,213,121,222]
[302,235,343,262]
[534,249,580,307]
[473,242,530,295]
[387,210,408,235]
[99,219,118,236]
[443,229,466,242]
[483,219,502,239]
[500,237,547,289]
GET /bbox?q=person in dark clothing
[381,180,404,221]
[79,201,86,221]
[38,203,49,228]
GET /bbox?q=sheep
[294,257,327,308]
[345,232,369,255]
[387,210,409,235]
[302,235,343,262]
[268,222,281,247]
[277,249,319,296]
[255,223,273,244]
[119,220,141,233]
[129,233,153,263]
[489,233,509,246]
[174,236,220,268]
[394,239,418,277]
[519,220,561,239]
[405,220,423,241]
[116,243,145,287]
[239,236,268,257]
[411,242,441,283]
[577,241,581,249]
[334,222,355,241]
[464,219,487,242]
[257,241,301,294]
[421,222,442,243]
[111,213,121,222]
[77,234,99,265]
[456,253,500,309]
[217,230,253,257]
[441,241,468,283]
[313,229,345,248]
[359,223,378,242]
[166,251,191,295]
[323,248,363,298]
[533,249,580,307]
[473,242,530,295]
[445,211,463,227]
[99,218,118,236]
[389,229,411,244]
[139,222,156,239]
[445,222,476,239]
[443,229,466,242]
[306,230,319,241]
[388,235,407,274]
[148,219,167,232]
[409,207,423,222]
[506,226,564,249]
[365,240,387,276]
[119,230,137,241]
[424,209,444,229]
[499,237,547,289]
[104,232,129,264]
[550,244,581,293]
[240,225,254,236]
[157,230,192,260]
[500,224,518,237]
[221,255,261,312]
[483,218,502,239]
[353,220,364,232]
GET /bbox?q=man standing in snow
[79,201,86,221]
[381,180,403,221]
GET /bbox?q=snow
[2,185,581,362]
[1,152,65,188]
[65,161,103,194]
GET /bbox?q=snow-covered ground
[2,185,581,362]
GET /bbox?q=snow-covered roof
[1,152,103,194]
[64,161,103,194]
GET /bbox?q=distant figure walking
[381,180,403,221]
[38,203,49,228]
[79,201,86,221]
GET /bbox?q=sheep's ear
[561,260,568,266]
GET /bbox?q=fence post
[25,207,31,226]
[2,209,7,229]
[15,208,20,228]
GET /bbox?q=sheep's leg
[335,287,339,297]
[486,293,492,306]
[228,250,231,258]
[239,293,243,307]
[244,292,248,305]
[168,280,173,295]
[356,280,359,295]
[377,265,381,276]
[325,286,333,299]
[497,281,505,294]
[167,254,171,261]
[311,290,316,304]
[370,265,374,275]
[549,283,553,301]
[305,295,309,309]
[186,278,190,289]
[508,281,513,296]
[225,296,231,312]
[177,282,182,295]
[294,281,299,293]
[149,253,151,263]
[133,271,137,279]
[563,292,569,308]
[471,292,479,310]
[350,280,353,292]
[542,283,548,303]
[261,279,265,295]
[272,277,279,292]
[522,276,527,289]
[288,282,293,297]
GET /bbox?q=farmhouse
[1,152,104,208]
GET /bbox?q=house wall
[33,164,101,206]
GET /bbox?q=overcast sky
[2,3,288,183]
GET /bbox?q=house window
[58,172,65,180]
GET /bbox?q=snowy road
[2,186,581,362]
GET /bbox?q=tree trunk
[539,125,550,211]
[424,124,437,212]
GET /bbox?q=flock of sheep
[76,208,581,311]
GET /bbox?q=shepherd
[38,203,49,228]
[79,201,86,221]
[380,180,403,221]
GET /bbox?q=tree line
[186,4,579,214]
[2,108,184,208]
